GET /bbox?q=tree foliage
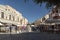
[25,0,60,9]
[34,0,60,8]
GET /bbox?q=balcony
[45,18,60,23]
[52,13,59,17]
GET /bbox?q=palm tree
[35,0,60,8]
[25,0,60,9]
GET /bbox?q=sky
[0,0,50,23]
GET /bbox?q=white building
[0,5,23,26]
[0,5,28,33]
[19,17,28,33]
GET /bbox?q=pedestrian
[9,26,12,34]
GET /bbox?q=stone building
[0,5,28,33]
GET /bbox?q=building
[18,17,28,33]
[21,17,28,26]
[34,6,60,32]
[0,5,28,33]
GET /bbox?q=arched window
[9,15,11,20]
[1,12,4,18]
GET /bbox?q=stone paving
[0,32,60,40]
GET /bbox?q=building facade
[0,5,28,33]
[34,6,60,32]
[19,17,29,33]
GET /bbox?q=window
[56,10,58,13]
[9,15,11,20]
[20,19,22,25]
[58,9,60,13]
[6,16,7,19]
[42,17,45,21]
[1,12,4,18]
[18,18,19,22]
[5,9,7,11]
[14,12,15,13]
[13,16,15,21]
[8,9,10,11]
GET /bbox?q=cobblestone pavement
[0,32,60,40]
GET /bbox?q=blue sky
[0,0,49,23]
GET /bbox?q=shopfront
[0,22,17,34]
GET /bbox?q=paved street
[0,32,60,40]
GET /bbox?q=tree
[25,0,60,9]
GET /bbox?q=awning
[5,23,12,26]
[0,22,5,27]
[40,23,55,25]
[17,25,22,26]
[0,23,3,25]
[45,19,60,23]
